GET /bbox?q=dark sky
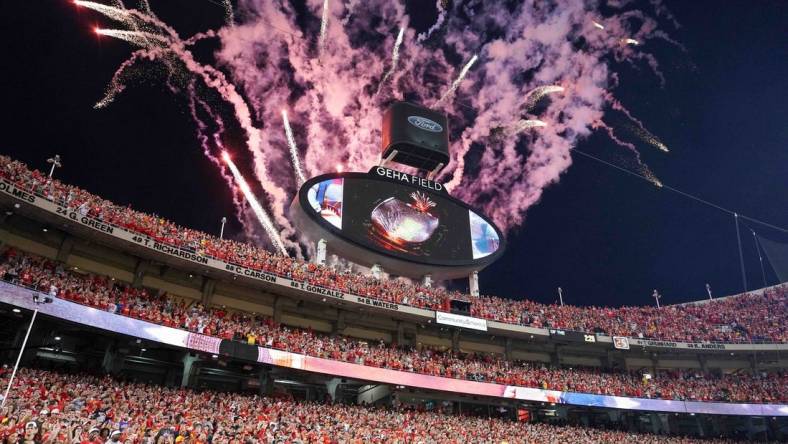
[1,1,786,308]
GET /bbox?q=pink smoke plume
[211,0,676,234]
[84,0,677,251]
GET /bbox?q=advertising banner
[1,282,786,417]
[613,336,630,350]
[435,311,488,331]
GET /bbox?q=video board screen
[302,171,503,266]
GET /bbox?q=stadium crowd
[0,368,777,444]
[1,155,786,344]
[1,250,786,404]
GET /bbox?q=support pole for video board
[1,308,38,408]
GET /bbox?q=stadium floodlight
[220,216,227,239]
[46,154,62,178]
[652,289,662,308]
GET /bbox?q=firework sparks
[318,0,329,53]
[95,28,168,46]
[75,0,134,25]
[137,0,153,14]
[282,110,306,186]
[78,0,678,245]
[87,1,297,248]
[221,0,234,26]
[596,121,663,187]
[509,119,547,135]
[435,54,478,106]
[628,124,669,153]
[222,151,288,256]
[75,0,180,40]
[523,85,565,110]
[623,38,640,46]
[608,96,669,153]
[378,27,406,93]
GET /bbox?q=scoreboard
[292,166,504,279]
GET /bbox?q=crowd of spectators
[0,368,778,444]
[1,154,786,344]
[1,249,786,404]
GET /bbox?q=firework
[435,54,478,106]
[378,27,406,92]
[75,0,180,40]
[221,0,234,26]
[75,0,134,25]
[222,152,288,256]
[623,38,640,46]
[77,0,676,245]
[608,96,669,153]
[95,28,168,46]
[282,110,307,186]
[523,85,565,110]
[509,119,547,135]
[628,124,669,153]
[318,0,329,53]
[596,121,663,187]
[138,0,153,14]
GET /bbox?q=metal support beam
[469,271,480,297]
[550,345,562,366]
[273,296,285,324]
[315,239,327,265]
[451,329,460,352]
[379,149,398,167]
[427,162,444,181]
[334,309,347,334]
[201,278,216,305]
[395,321,405,345]
[181,353,199,388]
[55,235,75,263]
[132,259,148,288]
[698,354,708,373]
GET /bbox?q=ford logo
[407,115,443,133]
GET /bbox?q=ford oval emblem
[407,115,443,133]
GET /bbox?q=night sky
[1,1,786,308]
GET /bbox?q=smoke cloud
[84,0,675,251]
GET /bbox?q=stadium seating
[0,367,772,444]
[1,249,785,404]
[0,155,785,344]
